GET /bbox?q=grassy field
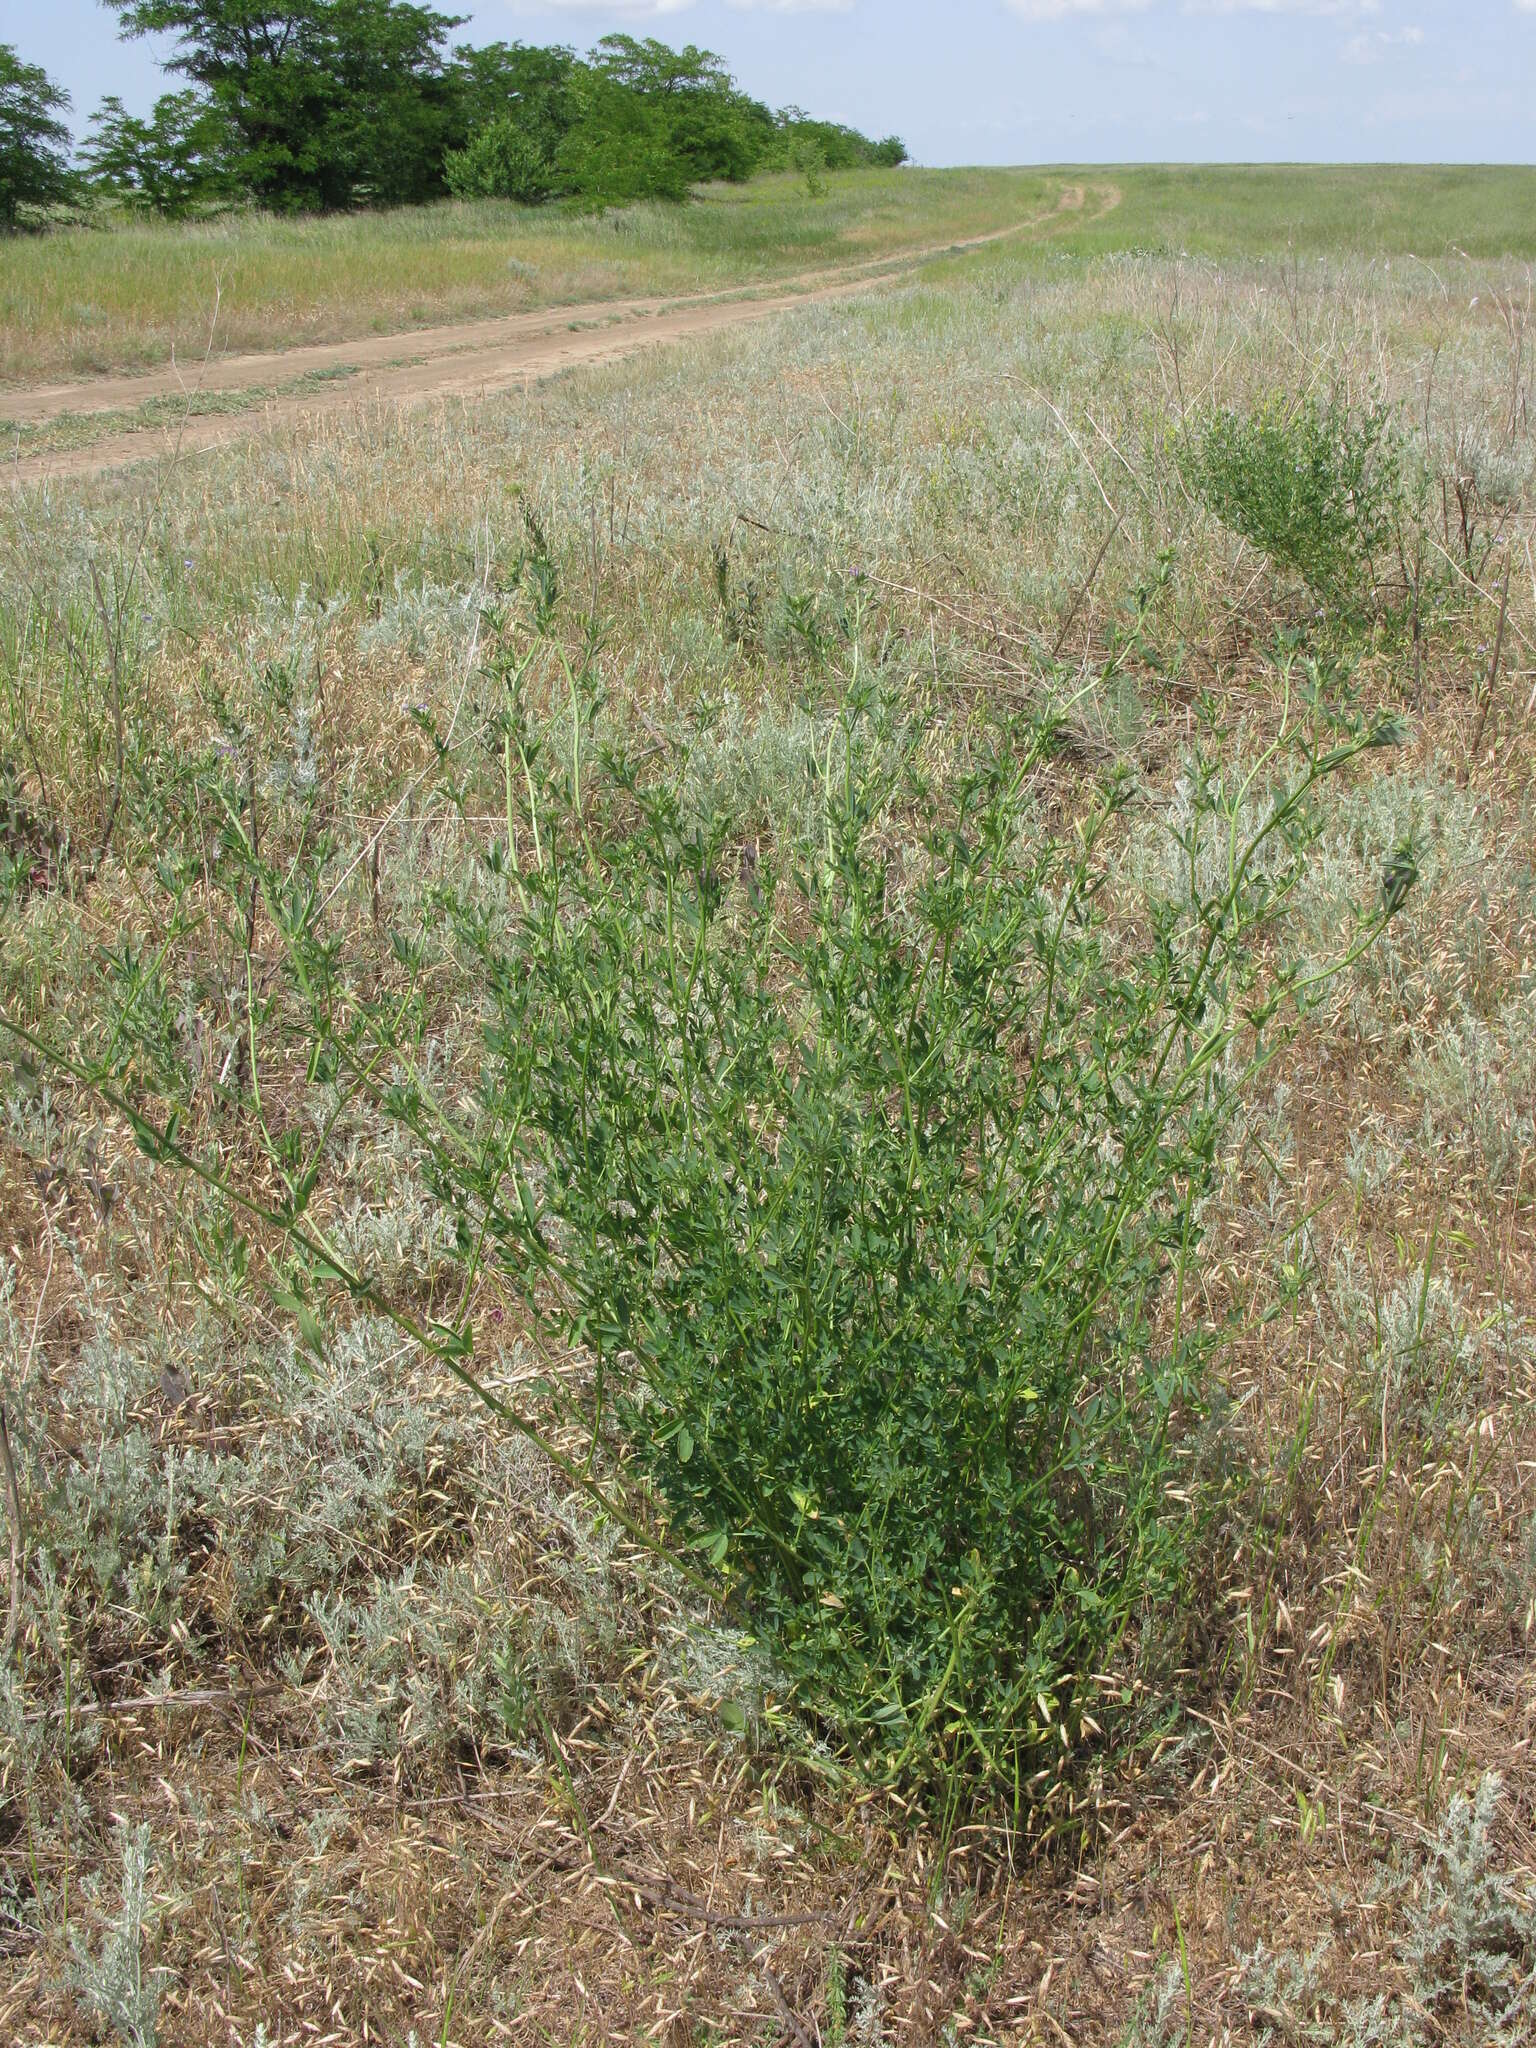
[2,170,1536,2043]
[0,167,1055,386]
[4,164,1536,389]
[1037,162,1536,261]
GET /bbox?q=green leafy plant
[791,134,828,201]
[1184,390,1407,613]
[444,114,553,205]
[1,614,1407,1819]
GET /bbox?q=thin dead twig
[1426,532,1535,663]
[764,1963,816,2048]
[26,1679,287,1726]
[85,559,127,878]
[1051,515,1123,660]
[857,569,1045,658]
[1183,1706,1434,1846]
[1466,555,1513,779]
[451,1798,844,1937]
[634,1878,839,1938]
[0,1411,20,1662]
[2,1202,53,1661]
[1017,379,1119,518]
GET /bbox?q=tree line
[0,4,907,228]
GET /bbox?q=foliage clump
[81,91,235,219]
[444,112,554,207]
[3,586,1402,1816]
[369,661,1398,1812]
[82,9,906,216]
[1184,390,1406,613]
[0,41,74,229]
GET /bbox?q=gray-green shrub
[1184,390,1406,611]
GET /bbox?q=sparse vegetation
[1,167,1533,2042]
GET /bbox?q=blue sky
[16,1,1536,165]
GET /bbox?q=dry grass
[1,213,1535,2044]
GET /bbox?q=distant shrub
[1184,391,1406,612]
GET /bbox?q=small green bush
[445,116,553,206]
[11,630,1404,1818]
[396,664,1398,1812]
[1184,391,1406,611]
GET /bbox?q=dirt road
[3,184,1119,488]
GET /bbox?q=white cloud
[1343,25,1425,61]
[1191,1,1384,12]
[1002,2,1152,16]
[1189,1,1385,12]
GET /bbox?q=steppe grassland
[0,166,1054,385]
[4,164,1535,390]
[2,205,1535,2041]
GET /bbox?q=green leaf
[273,1287,324,1360]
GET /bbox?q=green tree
[591,34,773,186]
[446,40,576,165]
[81,91,234,216]
[556,65,690,208]
[0,43,73,229]
[766,112,909,175]
[103,0,464,210]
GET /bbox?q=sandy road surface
[3,184,1119,488]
